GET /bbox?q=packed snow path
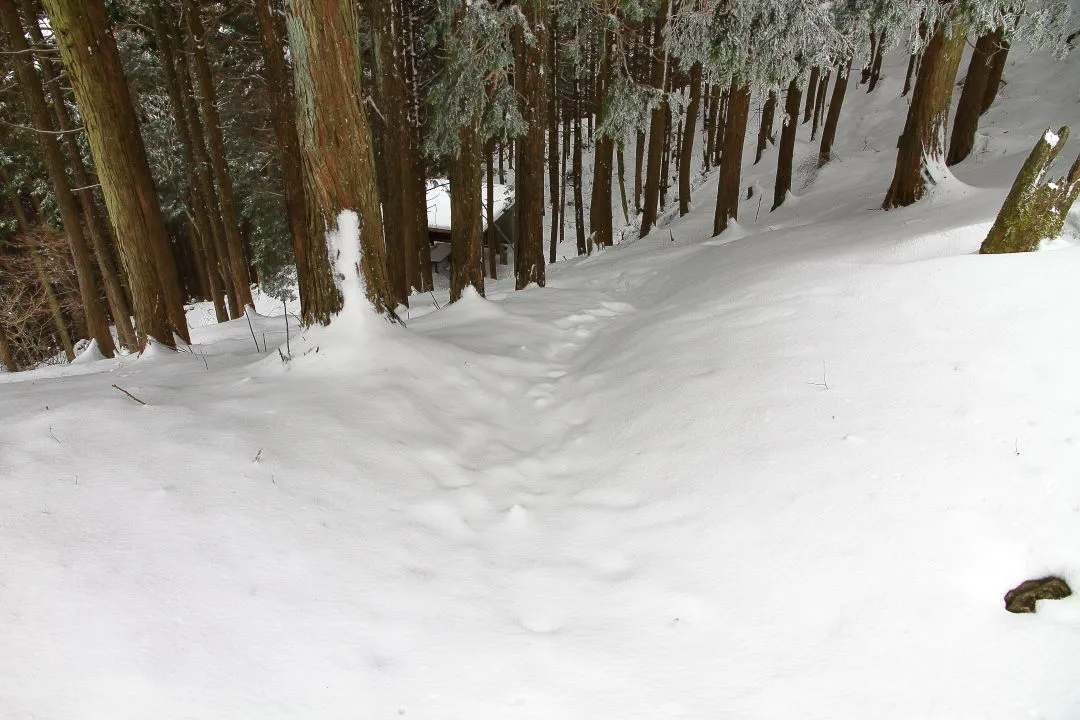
[3,49,1080,719]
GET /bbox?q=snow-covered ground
[2,47,1080,719]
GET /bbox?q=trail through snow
[2,46,1080,720]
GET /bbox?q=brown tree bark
[41,0,188,347]
[883,16,967,209]
[547,5,560,263]
[513,0,547,289]
[660,81,673,210]
[773,76,801,211]
[867,29,886,92]
[285,0,393,317]
[981,37,1010,114]
[803,66,819,122]
[713,79,750,235]
[634,130,645,214]
[947,29,1002,166]
[449,124,484,301]
[590,25,615,247]
[21,0,136,350]
[818,57,853,167]
[560,109,571,249]
[1,0,114,357]
[861,32,878,84]
[165,1,237,319]
[399,0,433,292]
[713,90,727,167]
[255,0,337,323]
[755,89,776,165]
[616,143,629,225]
[573,78,587,255]
[811,69,829,140]
[704,84,719,170]
[181,0,254,313]
[639,0,670,238]
[486,140,498,279]
[902,52,918,97]
[152,0,227,324]
[365,0,417,308]
[678,61,702,215]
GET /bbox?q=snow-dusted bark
[981,126,1080,253]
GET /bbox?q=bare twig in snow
[244,308,261,352]
[112,384,147,405]
[807,361,830,390]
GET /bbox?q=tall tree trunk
[981,37,1010,114]
[561,110,571,250]
[811,69,829,140]
[284,0,393,316]
[547,4,560,263]
[660,84,672,210]
[679,61,702,215]
[755,89,776,164]
[1,0,114,357]
[616,143,629,225]
[861,31,878,84]
[704,84,719,170]
[713,90,727,167]
[41,0,188,347]
[152,0,227,324]
[21,0,136,350]
[902,51,918,97]
[590,26,614,247]
[367,0,420,308]
[947,29,1002,166]
[486,140,498,279]
[803,66,819,122]
[634,130,645,214]
[181,0,254,314]
[400,0,433,292]
[774,76,801,211]
[573,79,586,256]
[818,57,853,167]
[254,0,338,323]
[867,29,886,92]
[449,123,484,301]
[639,0,670,238]
[883,16,967,209]
[980,125,1080,254]
[167,2,237,319]
[713,79,750,235]
[513,0,547,289]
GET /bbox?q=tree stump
[980,126,1080,254]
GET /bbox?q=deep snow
[2,46,1080,720]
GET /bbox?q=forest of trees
[0,0,1074,370]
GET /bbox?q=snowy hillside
[2,48,1080,720]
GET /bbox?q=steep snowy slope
[1,48,1079,720]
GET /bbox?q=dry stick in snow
[112,384,147,405]
[244,308,261,352]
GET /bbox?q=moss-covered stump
[980,126,1080,254]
